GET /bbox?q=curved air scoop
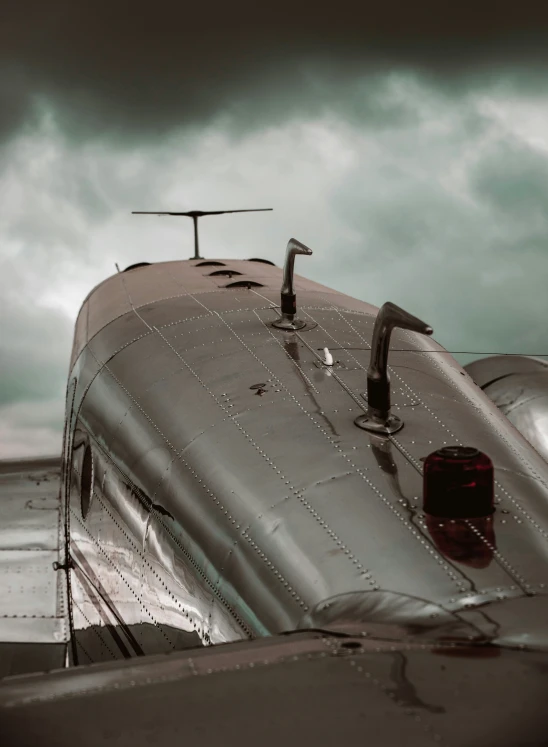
[355,302,433,435]
[466,355,548,462]
[272,238,313,330]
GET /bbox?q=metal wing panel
[3,630,548,747]
[0,458,68,652]
[0,550,59,618]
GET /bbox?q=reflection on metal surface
[68,424,248,662]
[465,354,548,389]
[423,446,494,518]
[272,238,313,330]
[299,589,496,643]
[6,256,548,746]
[386,651,445,713]
[355,302,433,435]
[6,255,548,747]
[466,356,548,463]
[369,433,404,499]
[283,337,339,437]
[0,457,68,675]
[425,516,496,569]
[80,445,93,520]
[5,625,548,747]
[53,257,548,673]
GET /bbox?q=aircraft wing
[0,457,68,677]
[2,625,548,746]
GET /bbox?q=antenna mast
[132,208,273,260]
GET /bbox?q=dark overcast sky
[3,2,548,142]
[2,2,548,455]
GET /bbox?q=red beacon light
[423,446,494,518]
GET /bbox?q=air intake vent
[209,270,243,277]
[225,281,265,288]
[196,261,226,267]
[124,262,151,272]
[248,258,275,266]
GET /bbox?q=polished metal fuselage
[65,259,548,662]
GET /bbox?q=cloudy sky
[2,3,548,457]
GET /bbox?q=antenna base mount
[272,313,308,331]
[354,412,403,435]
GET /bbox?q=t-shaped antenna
[132,208,273,260]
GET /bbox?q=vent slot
[225,281,265,288]
[124,262,151,272]
[248,258,275,266]
[209,270,243,277]
[196,261,226,267]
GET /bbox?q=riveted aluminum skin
[64,259,548,663]
[0,457,68,676]
[3,627,548,747]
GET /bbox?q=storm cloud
[2,2,548,143]
[1,5,548,455]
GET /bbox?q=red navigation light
[423,446,494,518]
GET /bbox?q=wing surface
[0,457,68,676]
[2,628,548,746]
